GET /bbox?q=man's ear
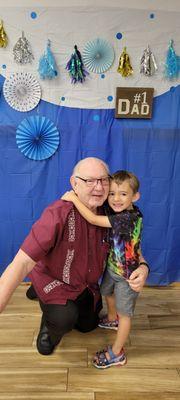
[133,191,140,203]
[70,176,77,193]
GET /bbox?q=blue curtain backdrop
[0,71,180,285]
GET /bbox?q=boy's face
[108,180,140,213]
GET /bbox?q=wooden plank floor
[0,284,180,399]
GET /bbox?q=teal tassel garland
[66,45,88,83]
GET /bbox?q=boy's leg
[112,313,131,355]
[98,269,119,330]
[103,275,138,357]
[105,294,117,320]
[93,312,130,368]
[93,275,138,368]
[98,294,119,330]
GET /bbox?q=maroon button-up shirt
[21,200,109,307]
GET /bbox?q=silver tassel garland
[13,31,34,64]
[140,45,157,76]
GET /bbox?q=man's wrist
[139,261,150,273]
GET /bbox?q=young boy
[62,170,149,369]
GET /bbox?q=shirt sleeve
[21,203,65,261]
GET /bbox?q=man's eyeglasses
[75,176,110,187]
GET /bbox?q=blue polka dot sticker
[61,97,65,101]
[31,11,37,19]
[2,64,6,69]
[149,13,155,19]
[93,114,100,122]
[101,74,105,79]
[107,96,113,102]
[116,32,123,40]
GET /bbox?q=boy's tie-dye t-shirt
[106,205,143,279]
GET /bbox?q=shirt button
[88,269,91,272]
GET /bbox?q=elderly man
[0,157,149,356]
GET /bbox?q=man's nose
[94,180,104,189]
[96,180,103,186]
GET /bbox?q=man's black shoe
[37,323,55,355]
[26,284,38,300]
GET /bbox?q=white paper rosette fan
[3,72,41,112]
[16,115,60,160]
[82,38,114,74]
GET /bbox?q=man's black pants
[39,288,102,347]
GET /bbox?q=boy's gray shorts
[100,268,139,317]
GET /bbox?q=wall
[0,0,180,284]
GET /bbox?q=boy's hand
[127,264,149,292]
[61,190,77,202]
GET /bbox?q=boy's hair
[110,170,140,194]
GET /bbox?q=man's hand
[61,190,76,202]
[127,264,149,292]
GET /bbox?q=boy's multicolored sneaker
[98,316,119,331]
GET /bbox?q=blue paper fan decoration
[82,38,114,74]
[16,115,60,161]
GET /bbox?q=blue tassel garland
[165,40,179,80]
[38,40,58,80]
